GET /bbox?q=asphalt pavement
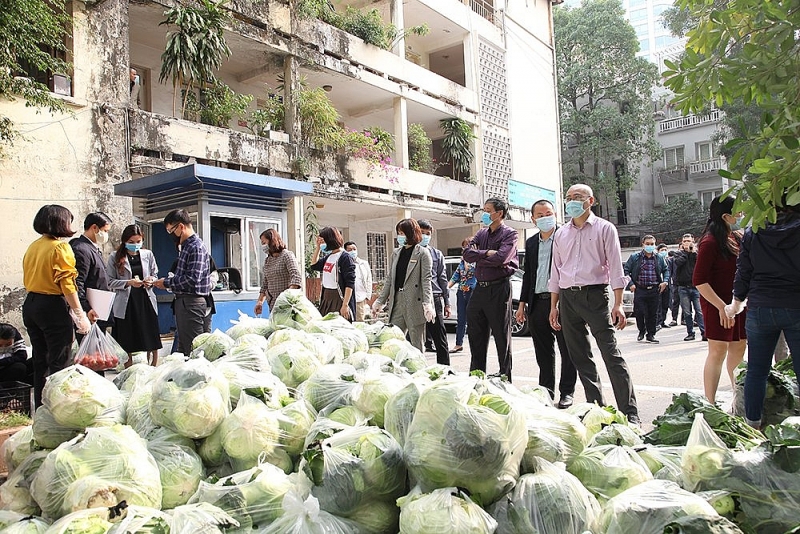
[432,317,733,432]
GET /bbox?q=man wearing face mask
[655,243,672,330]
[418,219,451,365]
[463,198,519,381]
[344,241,372,322]
[70,212,113,341]
[624,235,669,343]
[153,209,212,354]
[516,199,578,408]
[549,184,640,425]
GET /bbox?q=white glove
[724,299,746,318]
[70,308,91,335]
[423,303,436,323]
[371,301,384,315]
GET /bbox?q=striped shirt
[164,234,212,296]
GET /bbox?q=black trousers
[174,295,211,355]
[22,293,74,408]
[669,283,680,321]
[527,295,577,398]
[558,286,638,419]
[633,286,660,337]
[467,279,513,380]
[657,286,670,326]
[426,295,449,365]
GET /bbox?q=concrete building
[0,0,563,328]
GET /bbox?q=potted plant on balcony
[185,80,252,128]
[408,123,435,173]
[439,118,475,183]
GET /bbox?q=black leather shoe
[684,334,696,341]
[660,323,671,329]
[646,335,660,344]
[557,395,574,409]
[668,320,678,327]
[425,346,436,353]
[637,332,645,342]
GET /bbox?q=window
[665,194,683,204]
[366,232,387,282]
[639,38,651,52]
[634,23,649,37]
[15,4,73,97]
[655,35,678,48]
[664,146,685,169]
[697,141,715,161]
[130,65,152,111]
[699,190,722,207]
[629,8,648,21]
[245,218,280,291]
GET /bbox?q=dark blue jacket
[427,246,449,306]
[624,251,669,290]
[733,212,800,309]
[520,227,559,306]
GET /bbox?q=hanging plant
[439,118,475,182]
[408,123,435,173]
[159,0,232,117]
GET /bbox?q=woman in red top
[693,195,746,404]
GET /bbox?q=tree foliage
[0,0,71,156]
[555,0,660,218]
[640,193,707,243]
[663,0,800,231]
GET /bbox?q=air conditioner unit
[52,74,71,96]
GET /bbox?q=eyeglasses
[564,196,587,203]
[166,224,179,234]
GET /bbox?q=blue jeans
[455,289,472,346]
[678,286,705,336]
[744,307,800,423]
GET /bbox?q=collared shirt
[164,234,212,296]
[353,258,373,302]
[23,236,78,296]
[260,249,302,310]
[549,212,627,292]
[462,224,519,282]
[450,260,477,292]
[637,254,658,286]
[535,233,554,294]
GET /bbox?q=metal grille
[478,41,509,128]
[367,232,387,282]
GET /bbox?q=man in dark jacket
[419,219,451,365]
[70,212,113,341]
[0,323,33,384]
[624,235,669,343]
[673,233,706,341]
[515,199,577,408]
[667,249,680,326]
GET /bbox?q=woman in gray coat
[372,218,435,351]
[107,224,161,366]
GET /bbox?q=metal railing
[658,167,688,183]
[658,109,721,133]
[689,158,725,174]
[465,0,500,27]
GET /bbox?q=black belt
[477,276,510,287]
[535,292,551,300]
[563,284,606,291]
[174,293,207,298]
[638,285,657,290]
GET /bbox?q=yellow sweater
[23,236,78,296]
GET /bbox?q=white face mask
[261,244,270,254]
[96,230,109,245]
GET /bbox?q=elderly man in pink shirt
[548,184,640,425]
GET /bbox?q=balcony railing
[658,167,688,183]
[658,109,721,133]
[689,158,725,174]
[465,0,501,27]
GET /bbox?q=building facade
[0,0,563,327]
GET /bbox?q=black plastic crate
[0,381,32,416]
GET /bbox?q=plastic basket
[0,381,32,416]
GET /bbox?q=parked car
[443,257,529,337]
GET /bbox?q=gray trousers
[558,286,638,419]
[175,295,211,355]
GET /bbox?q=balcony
[658,167,688,183]
[465,0,500,27]
[658,109,721,133]
[689,158,725,175]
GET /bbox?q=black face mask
[171,231,181,244]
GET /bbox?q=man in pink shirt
[548,184,640,425]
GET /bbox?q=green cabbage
[0,450,49,515]
[278,400,317,457]
[384,381,426,447]
[218,393,282,468]
[225,314,275,340]
[31,406,80,450]
[397,487,497,534]
[43,508,113,534]
[519,406,588,470]
[567,402,630,439]
[354,321,406,348]
[266,341,321,388]
[270,289,322,330]
[298,364,359,412]
[190,329,235,361]
[0,513,49,534]
[352,371,408,428]
[42,366,125,429]
[306,315,369,358]
[377,339,427,373]
[589,422,643,448]
[112,363,155,393]
[2,425,35,473]
[214,361,288,409]
[259,491,361,534]
[168,502,239,532]
[147,438,205,509]
[567,444,653,502]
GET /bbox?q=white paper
[86,288,116,321]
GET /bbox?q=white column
[393,94,409,169]
[287,195,307,287]
[390,0,404,57]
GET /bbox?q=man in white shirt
[344,241,372,322]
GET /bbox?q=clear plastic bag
[566,444,653,502]
[190,329,235,361]
[146,438,205,509]
[217,392,287,470]
[266,341,321,388]
[31,405,80,449]
[2,425,35,473]
[0,512,49,533]
[257,491,361,534]
[398,486,497,534]
[41,366,126,429]
[0,449,49,515]
[297,364,359,413]
[73,323,127,371]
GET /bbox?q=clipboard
[86,288,116,321]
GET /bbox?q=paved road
[431,317,733,431]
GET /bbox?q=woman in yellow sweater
[22,205,91,408]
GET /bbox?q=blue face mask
[319,243,327,253]
[536,215,556,233]
[659,251,668,258]
[644,245,656,254]
[125,243,142,252]
[481,212,493,226]
[420,234,431,247]
[565,200,587,219]
[396,235,407,246]
[730,215,744,231]
[348,250,357,259]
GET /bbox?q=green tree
[663,0,800,230]
[555,0,660,218]
[640,193,707,243]
[0,0,71,156]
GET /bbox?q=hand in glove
[70,308,91,335]
[423,303,436,323]
[724,299,746,318]
[371,301,384,315]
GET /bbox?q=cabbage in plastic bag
[306,315,368,358]
[270,289,322,330]
[266,341,321,388]
[403,377,527,505]
[377,339,427,373]
[149,358,230,439]
[2,425,35,473]
[636,445,685,483]
[214,361,288,409]
[0,512,49,533]
[0,450,49,515]
[397,486,497,534]
[42,365,125,429]
[519,405,587,470]
[112,363,155,393]
[589,422,643,448]
[278,400,317,457]
[40,507,114,534]
[225,312,275,340]
[352,370,408,428]
[598,479,719,534]
[567,444,653,502]
[384,380,427,447]
[31,406,80,450]
[298,364,359,412]
[147,438,205,509]
[214,342,270,373]
[191,329,235,361]
[218,393,284,470]
[354,321,406,349]
[258,490,361,534]
[567,402,630,439]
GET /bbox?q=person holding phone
[674,233,706,341]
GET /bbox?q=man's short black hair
[83,211,112,230]
[417,219,433,230]
[343,241,356,249]
[164,209,193,227]
[33,205,75,237]
[0,323,17,341]
[485,198,508,219]
[530,199,554,211]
